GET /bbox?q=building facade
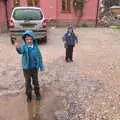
[0,0,99,32]
[0,0,8,32]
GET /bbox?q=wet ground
[0,28,120,120]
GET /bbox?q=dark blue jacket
[64,32,78,46]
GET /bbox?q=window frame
[13,9,43,20]
[27,0,40,7]
[61,0,72,13]
[13,0,20,7]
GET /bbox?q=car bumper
[10,29,47,40]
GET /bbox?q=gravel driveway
[0,28,120,120]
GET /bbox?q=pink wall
[57,0,98,20]
[6,0,98,21]
[0,1,7,32]
[0,0,98,32]
[82,0,98,20]
[0,1,6,22]
[40,0,57,19]
[40,0,98,21]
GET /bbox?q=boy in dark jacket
[63,26,78,62]
[14,30,45,102]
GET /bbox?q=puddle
[0,87,63,120]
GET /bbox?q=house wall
[40,0,98,26]
[0,0,8,32]
[7,0,13,19]
[83,0,98,20]
[40,0,57,19]
[0,0,99,32]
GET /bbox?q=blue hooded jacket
[16,30,44,71]
[63,26,78,46]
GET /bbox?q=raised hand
[14,42,20,48]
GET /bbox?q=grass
[110,25,120,29]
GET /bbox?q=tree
[73,0,85,26]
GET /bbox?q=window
[62,0,71,12]
[13,9,43,20]
[13,0,20,7]
[27,0,39,7]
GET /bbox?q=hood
[22,30,36,43]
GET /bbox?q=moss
[110,25,120,29]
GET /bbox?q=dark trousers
[23,69,40,98]
[66,45,74,61]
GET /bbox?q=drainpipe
[95,0,100,27]
[56,0,58,27]
[4,0,9,31]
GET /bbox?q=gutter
[95,0,100,27]
[4,0,9,31]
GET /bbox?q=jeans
[23,69,40,98]
[66,45,74,61]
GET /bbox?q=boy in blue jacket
[14,30,45,102]
[63,26,78,62]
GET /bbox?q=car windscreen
[13,9,43,20]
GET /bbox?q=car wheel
[10,38,15,44]
[37,39,41,45]
[42,36,47,43]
